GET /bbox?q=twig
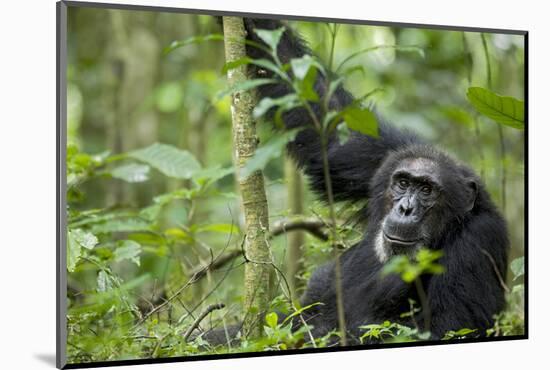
[182,303,226,342]
[188,249,243,279]
[479,247,510,293]
[187,218,330,281]
[133,258,214,328]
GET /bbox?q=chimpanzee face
[375,158,443,261]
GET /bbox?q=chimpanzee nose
[398,200,414,217]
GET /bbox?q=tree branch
[187,217,330,281]
[271,218,329,241]
[182,303,226,342]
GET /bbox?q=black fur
[212,18,509,344]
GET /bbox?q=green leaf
[129,143,201,179]
[254,28,285,51]
[67,229,98,272]
[67,231,82,273]
[241,129,300,178]
[466,87,524,129]
[282,302,323,325]
[382,248,444,284]
[251,59,288,79]
[196,223,240,234]
[342,106,379,137]
[90,218,151,234]
[439,106,475,129]
[336,44,425,73]
[216,78,276,100]
[265,312,279,329]
[297,66,319,102]
[164,34,224,54]
[336,123,351,145]
[111,163,150,183]
[223,57,288,80]
[71,229,99,250]
[97,270,114,292]
[327,77,345,101]
[114,240,142,266]
[155,82,183,113]
[253,94,298,119]
[511,257,524,280]
[291,55,315,80]
[221,57,253,74]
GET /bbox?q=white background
[0,0,546,368]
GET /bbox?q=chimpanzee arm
[242,18,420,203]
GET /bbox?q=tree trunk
[223,16,271,339]
[284,157,305,301]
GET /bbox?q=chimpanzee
[209,18,509,344]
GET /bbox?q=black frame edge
[57,1,68,369]
[63,0,527,35]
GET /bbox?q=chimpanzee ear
[465,179,478,212]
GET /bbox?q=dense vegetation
[65,8,525,364]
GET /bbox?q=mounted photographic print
[56,1,527,368]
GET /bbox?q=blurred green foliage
[66,7,524,364]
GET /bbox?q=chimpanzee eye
[398,179,409,189]
[421,185,432,195]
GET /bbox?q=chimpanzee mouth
[383,232,419,247]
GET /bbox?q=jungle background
[65,6,525,364]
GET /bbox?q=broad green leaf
[216,78,276,100]
[67,229,98,272]
[254,28,285,51]
[253,94,298,119]
[164,34,224,54]
[265,312,279,329]
[71,229,99,250]
[241,129,300,178]
[511,257,524,280]
[111,163,150,183]
[466,87,524,129]
[129,143,201,179]
[114,240,142,266]
[342,106,379,138]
